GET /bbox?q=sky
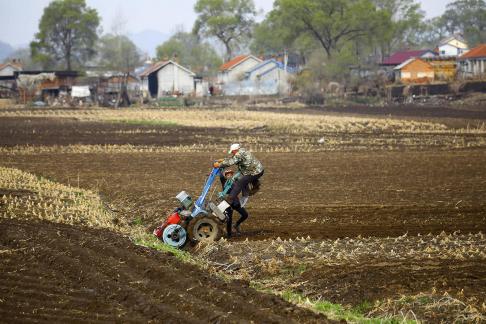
[0,0,453,48]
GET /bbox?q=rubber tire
[187,215,222,243]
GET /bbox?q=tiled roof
[219,55,250,71]
[393,58,432,70]
[0,62,22,71]
[439,34,467,46]
[458,44,486,60]
[139,60,196,78]
[382,50,434,66]
[139,61,168,77]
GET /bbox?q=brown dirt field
[300,260,485,306]
[196,233,486,321]
[2,116,486,151]
[1,151,485,240]
[0,218,330,323]
[1,110,485,321]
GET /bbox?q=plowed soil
[2,151,485,240]
[0,218,329,323]
[1,108,485,322]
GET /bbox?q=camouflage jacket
[220,149,264,176]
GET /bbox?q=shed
[425,57,457,81]
[457,44,486,78]
[394,58,434,84]
[140,60,196,98]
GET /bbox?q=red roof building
[219,55,249,71]
[458,44,486,60]
[381,50,437,66]
[457,44,486,78]
[217,55,262,84]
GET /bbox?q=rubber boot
[240,196,249,207]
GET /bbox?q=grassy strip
[250,283,417,324]
[130,231,194,263]
[114,119,178,127]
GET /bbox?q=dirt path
[0,218,330,323]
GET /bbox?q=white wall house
[458,44,486,78]
[140,60,196,98]
[217,55,262,84]
[0,61,22,77]
[245,59,290,95]
[438,35,469,57]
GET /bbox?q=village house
[0,60,23,98]
[0,60,23,76]
[457,44,486,78]
[381,49,437,69]
[437,35,469,57]
[217,55,262,85]
[393,58,434,84]
[243,59,291,95]
[140,60,196,98]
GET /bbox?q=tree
[156,31,222,76]
[267,0,389,59]
[97,34,142,73]
[439,0,486,46]
[193,0,256,60]
[418,17,450,48]
[251,18,318,67]
[30,0,100,70]
[373,0,426,57]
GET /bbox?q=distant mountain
[0,41,14,61]
[128,30,171,58]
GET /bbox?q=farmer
[214,143,264,204]
[219,169,248,237]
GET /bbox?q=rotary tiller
[153,167,232,248]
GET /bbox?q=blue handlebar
[191,167,221,217]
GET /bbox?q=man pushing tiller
[219,169,247,237]
[214,143,264,236]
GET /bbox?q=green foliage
[268,0,389,58]
[419,17,450,47]
[292,46,359,101]
[30,0,100,70]
[440,0,486,46]
[373,0,426,56]
[132,232,194,263]
[97,34,142,73]
[251,18,317,61]
[280,290,416,323]
[352,300,373,314]
[193,0,256,59]
[156,31,222,76]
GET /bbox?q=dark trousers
[226,205,248,237]
[229,170,264,201]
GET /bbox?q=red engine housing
[153,211,181,238]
